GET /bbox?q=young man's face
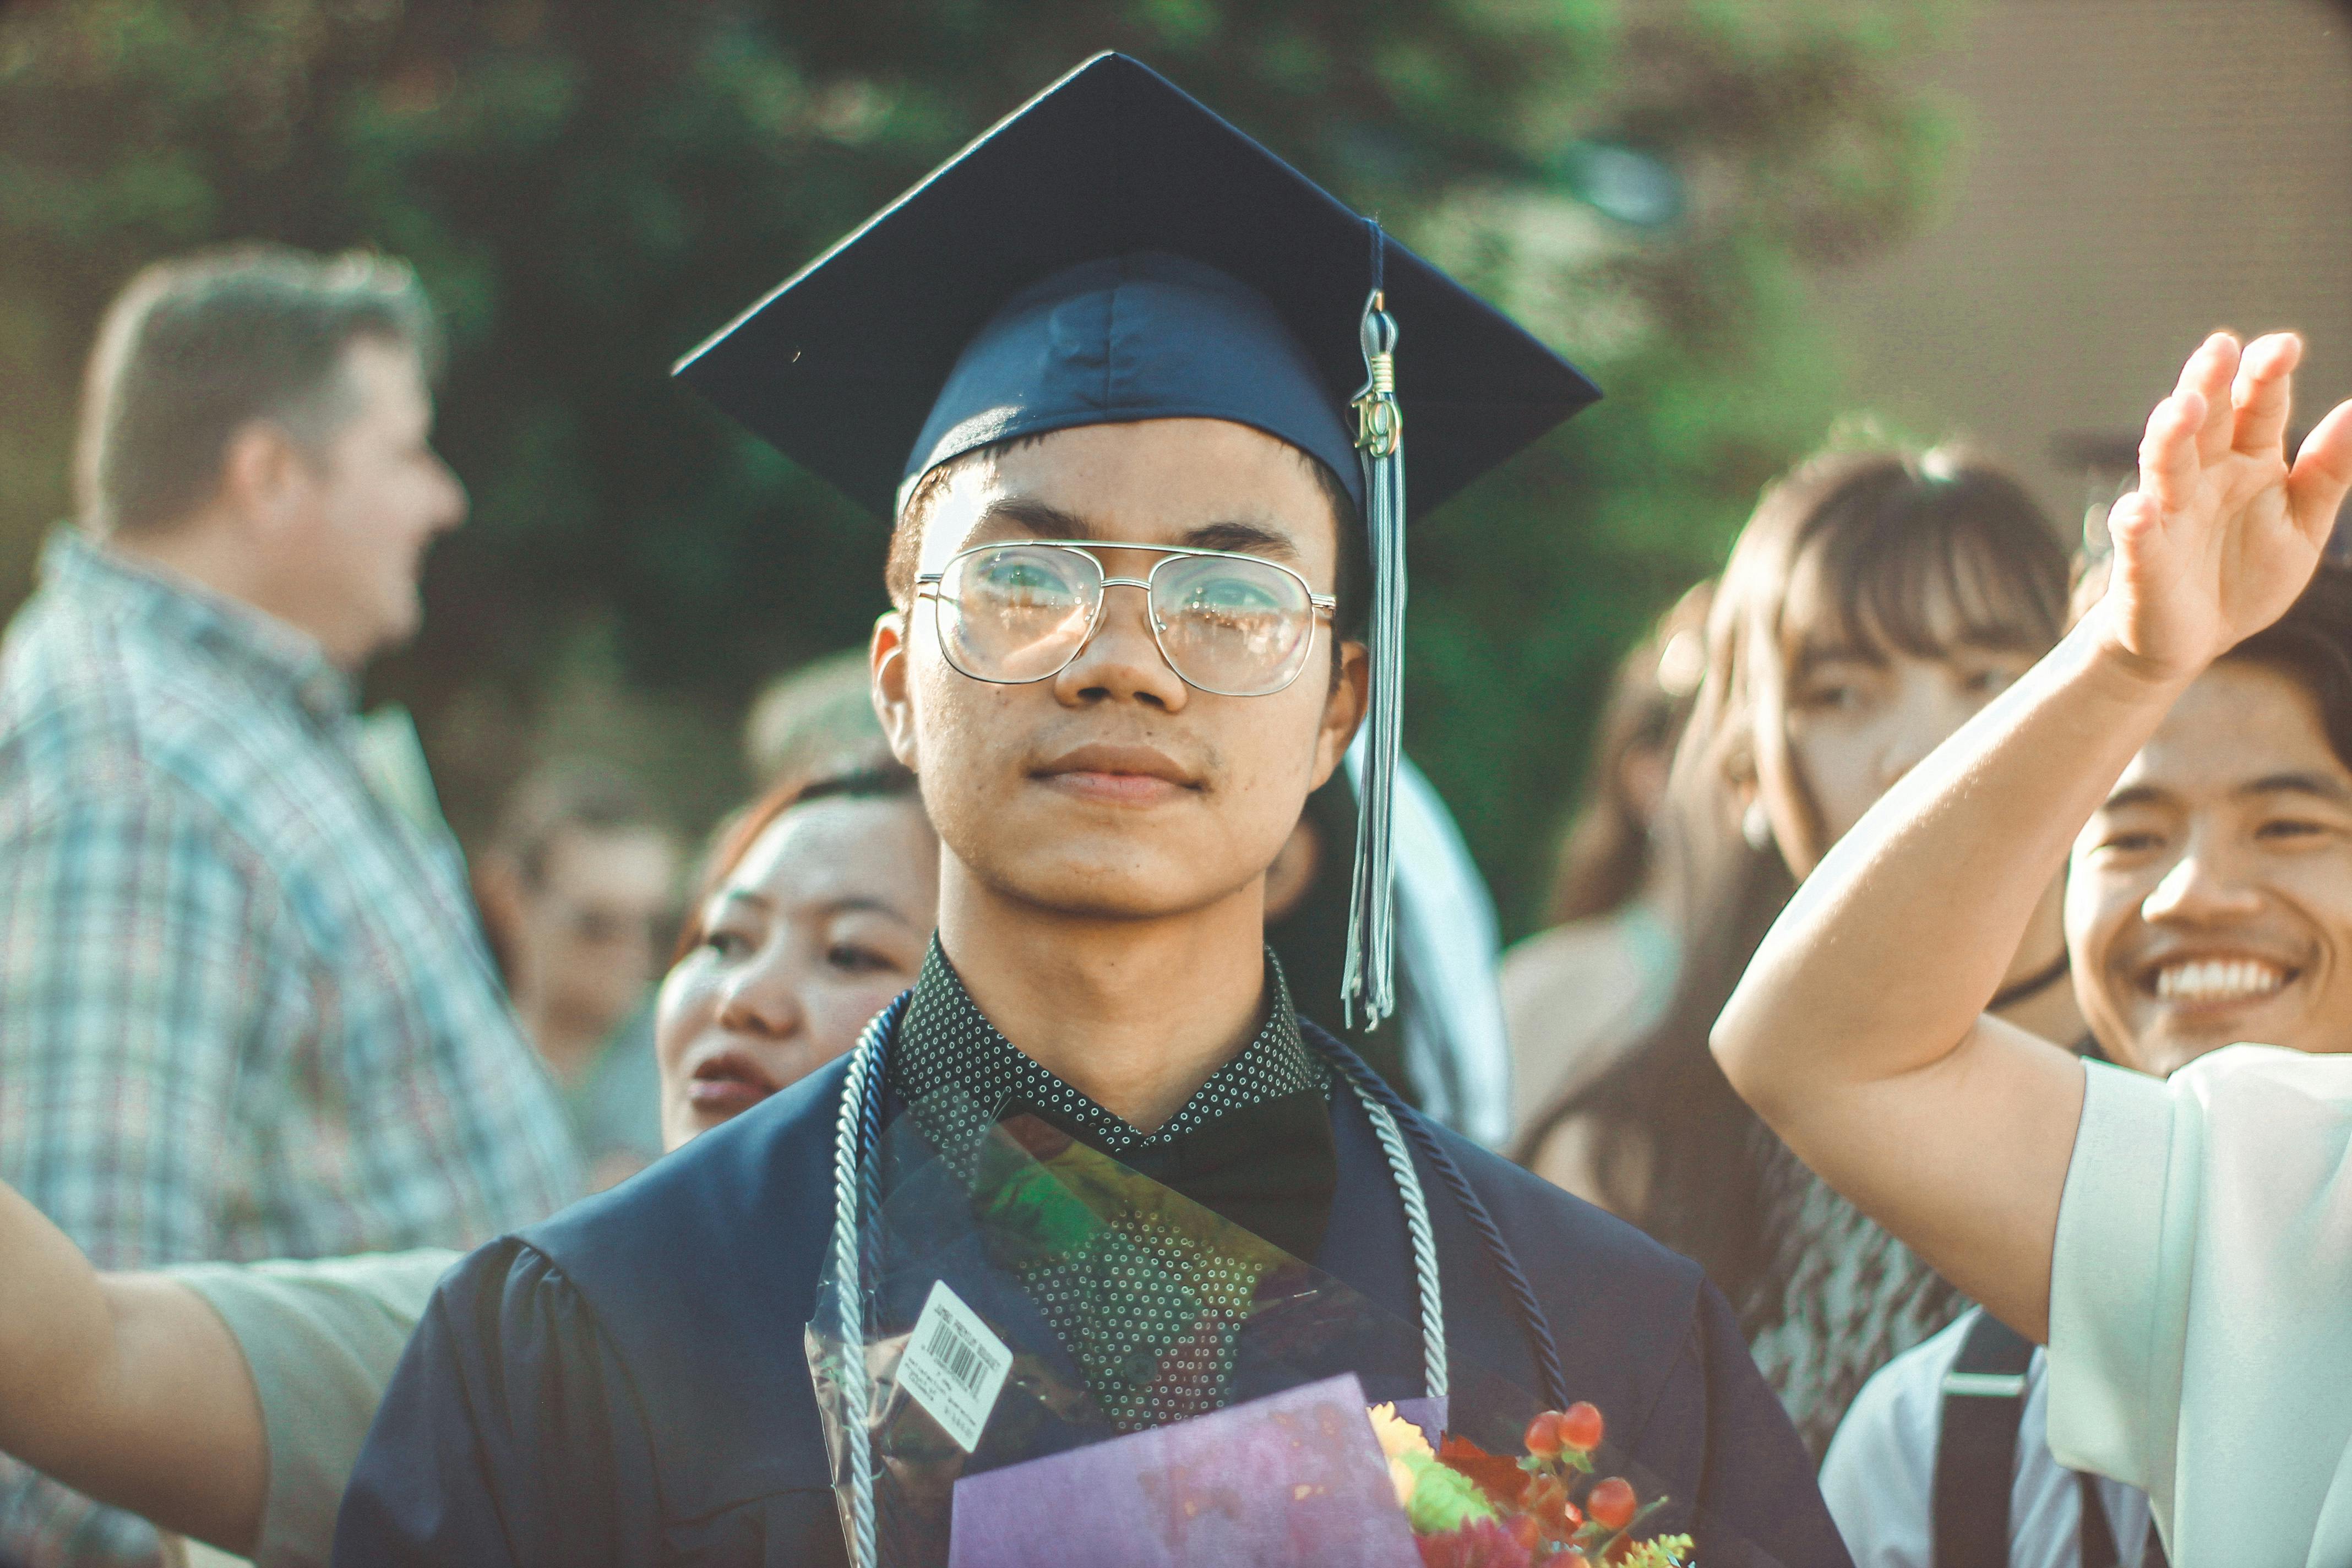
[2068,660,2352,1076]
[874,418,1367,924]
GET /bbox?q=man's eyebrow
[2240,771,2352,805]
[716,888,774,912]
[963,503,1302,562]
[968,497,1093,540]
[1180,520,1299,560]
[2096,783,2171,814]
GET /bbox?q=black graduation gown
[333,1037,1850,1567]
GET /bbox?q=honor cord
[825,997,1448,1566]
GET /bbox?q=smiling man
[335,56,1845,1568]
[1713,327,2352,1564]
[2067,573,2352,1072]
[1818,563,2352,1568]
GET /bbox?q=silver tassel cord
[1342,282,1404,1030]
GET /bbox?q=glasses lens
[1151,554,1315,696]
[938,545,1099,683]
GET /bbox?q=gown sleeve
[1627,1278,1856,1568]
[331,1238,668,1568]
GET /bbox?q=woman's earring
[1741,800,1773,852]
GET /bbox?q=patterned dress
[1742,1128,1967,1461]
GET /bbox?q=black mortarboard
[676,51,1599,1027]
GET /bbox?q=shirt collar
[40,527,357,723]
[890,937,1329,1159]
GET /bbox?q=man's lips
[2137,950,2299,1009]
[1031,742,1201,804]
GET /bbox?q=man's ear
[471,852,529,964]
[871,609,919,772]
[1308,638,1370,789]
[215,420,314,540]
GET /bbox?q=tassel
[1342,225,1406,1031]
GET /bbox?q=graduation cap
[677,52,1599,1029]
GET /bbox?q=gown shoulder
[333,1061,858,1567]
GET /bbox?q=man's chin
[2133,1003,2307,1076]
[974,859,1247,924]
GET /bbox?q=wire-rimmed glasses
[913,540,1337,697]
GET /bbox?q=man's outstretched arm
[0,1180,266,1555]
[1711,331,2352,1341]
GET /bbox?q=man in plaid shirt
[0,247,582,1564]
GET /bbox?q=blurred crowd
[0,238,2344,1568]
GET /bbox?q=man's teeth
[2154,959,2287,1003]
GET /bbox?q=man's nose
[1053,579,1189,710]
[2141,834,2266,926]
[432,449,469,532]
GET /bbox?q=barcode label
[897,1281,1014,1452]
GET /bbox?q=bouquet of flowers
[810,1099,1700,1567]
[1373,1400,1692,1568]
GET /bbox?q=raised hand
[2099,331,2352,685]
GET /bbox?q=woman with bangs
[1516,442,2084,1456]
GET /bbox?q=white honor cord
[826,1018,1447,1568]
[829,1008,889,1568]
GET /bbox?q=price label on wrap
[898,1280,1014,1453]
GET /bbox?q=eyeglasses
[914,540,1337,698]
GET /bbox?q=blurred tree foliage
[0,0,1951,932]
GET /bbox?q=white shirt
[2048,1047,2352,1567]
[172,1250,454,1567]
[1821,1314,2154,1568]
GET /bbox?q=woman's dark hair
[672,761,923,966]
[1542,582,1712,926]
[1514,443,2069,1312]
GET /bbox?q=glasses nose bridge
[1069,569,1164,667]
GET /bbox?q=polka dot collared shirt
[890,939,1332,1429]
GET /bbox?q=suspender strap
[1933,1309,2037,1568]
[2078,1471,2169,1568]
[2078,1472,2120,1568]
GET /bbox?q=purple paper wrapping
[945,1373,1424,1568]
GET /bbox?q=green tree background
[0,0,1951,936]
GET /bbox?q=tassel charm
[1353,295,1402,458]
[1342,281,1407,1031]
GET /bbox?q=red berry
[1558,1401,1604,1452]
[1586,1476,1637,1533]
[1553,1553,1591,1568]
[1524,1411,1564,1457]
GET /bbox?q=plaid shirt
[0,531,581,1564]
